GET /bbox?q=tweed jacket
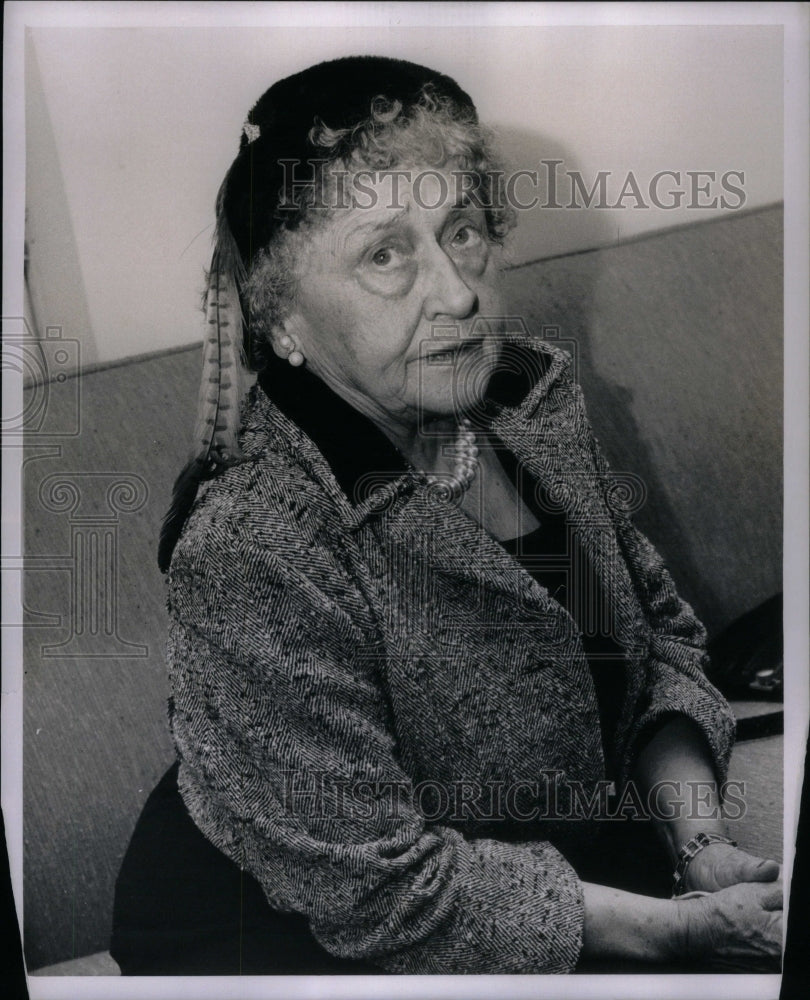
[166,336,735,975]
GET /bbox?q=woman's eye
[371,247,394,267]
[356,239,417,297]
[450,224,483,248]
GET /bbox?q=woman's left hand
[684,842,781,894]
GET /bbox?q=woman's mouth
[422,338,484,365]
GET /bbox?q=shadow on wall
[496,125,617,262]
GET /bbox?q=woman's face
[279,163,506,435]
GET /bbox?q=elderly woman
[112,56,781,975]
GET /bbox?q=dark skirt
[111,762,377,975]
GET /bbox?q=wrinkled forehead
[311,158,481,227]
[350,162,475,208]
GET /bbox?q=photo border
[3,3,807,998]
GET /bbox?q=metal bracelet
[672,831,737,897]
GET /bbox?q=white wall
[25,23,783,368]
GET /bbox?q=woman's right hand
[677,880,783,971]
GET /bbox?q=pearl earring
[278,334,304,367]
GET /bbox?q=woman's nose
[422,249,479,321]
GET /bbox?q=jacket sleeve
[166,513,584,974]
[609,504,736,784]
[574,383,736,785]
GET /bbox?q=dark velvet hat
[222,56,477,268]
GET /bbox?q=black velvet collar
[256,340,549,502]
[257,356,408,500]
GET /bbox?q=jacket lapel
[254,333,649,655]
[495,358,649,654]
[383,341,649,655]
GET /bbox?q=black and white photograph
[3,3,808,998]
